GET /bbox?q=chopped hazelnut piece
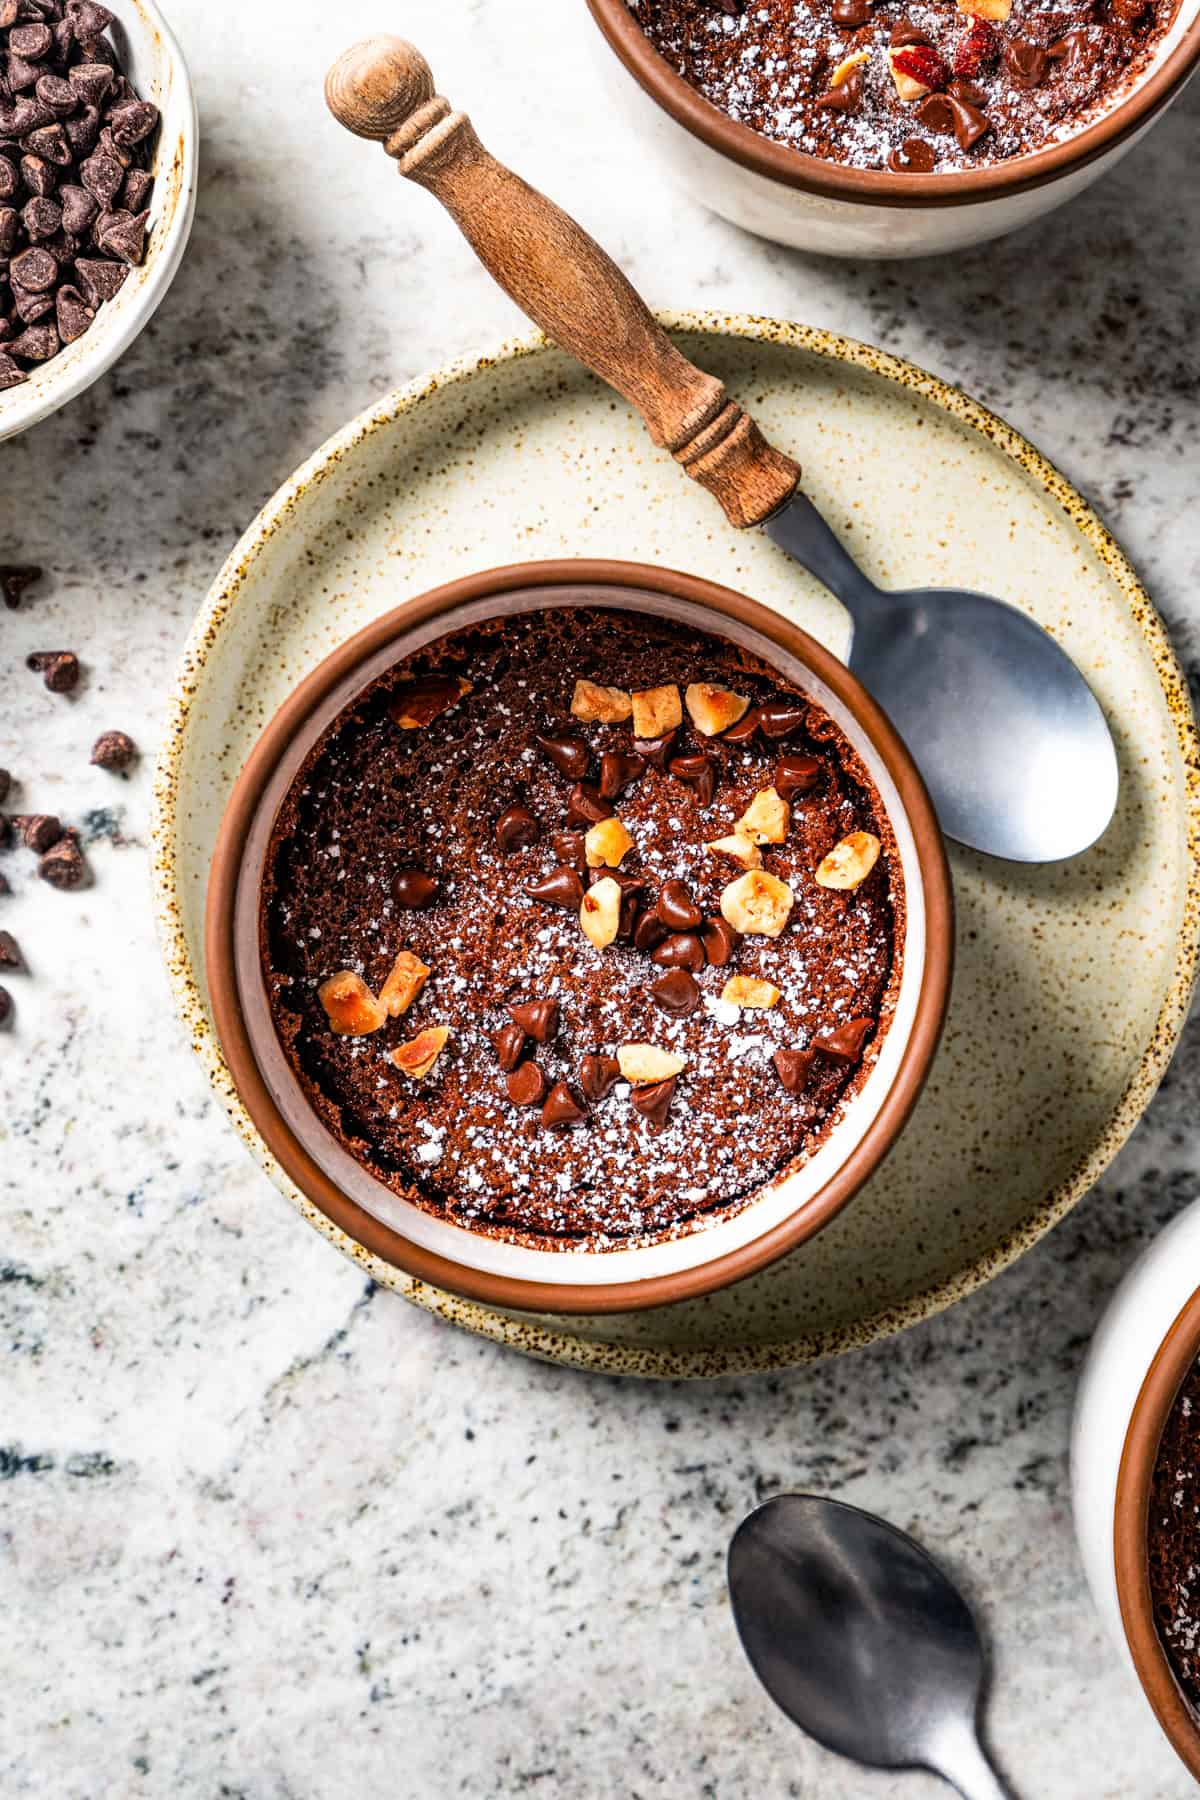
[390,674,471,729]
[617,1043,687,1084]
[584,815,635,869]
[580,875,623,949]
[378,949,430,1018]
[571,678,632,724]
[957,0,1010,16]
[631,683,683,739]
[721,975,781,1011]
[830,47,871,85]
[390,1024,451,1079]
[720,870,795,938]
[684,682,750,737]
[736,787,790,846]
[815,831,881,890]
[706,832,763,871]
[317,970,387,1036]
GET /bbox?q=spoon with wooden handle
[325,37,1119,864]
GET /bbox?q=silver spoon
[728,1494,1012,1799]
[326,36,1119,864]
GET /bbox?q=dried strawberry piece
[953,17,999,77]
[891,44,951,91]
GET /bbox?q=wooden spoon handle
[324,36,801,530]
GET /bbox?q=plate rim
[150,311,1200,1377]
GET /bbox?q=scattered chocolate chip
[565,782,613,828]
[633,731,676,771]
[0,984,11,1026]
[947,95,991,150]
[524,865,585,910]
[508,997,559,1043]
[90,728,136,770]
[699,915,740,966]
[541,1080,586,1128]
[916,93,957,134]
[651,932,705,973]
[535,732,591,781]
[815,67,863,111]
[0,929,21,967]
[631,1075,677,1132]
[493,1022,528,1072]
[721,710,761,746]
[15,812,61,852]
[1003,39,1051,86]
[506,1061,547,1107]
[832,0,872,23]
[669,752,716,807]
[632,907,669,954]
[551,830,588,875]
[814,1017,873,1063]
[579,1053,621,1104]
[392,869,440,909]
[889,17,929,43]
[773,1048,816,1094]
[775,753,822,801]
[39,829,84,887]
[947,78,988,105]
[598,750,643,801]
[3,567,44,611]
[495,803,539,853]
[655,878,702,932]
[649,968,700,1017]
[889,138,937,173]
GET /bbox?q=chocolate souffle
[1148,1358,1200,1712]
[261,606,903,1249]
[631,0,1176,173]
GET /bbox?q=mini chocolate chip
[722,710,761,746]
[699,915,740,967]
[0,929,21,967]
[55,283,93,342]
[69,63,113,106]
[26,649,79,692]
[493,1021,527,1072]
[551,830,587,875]
[75,256,127,306]
[89,730,137,773]
[535,732,591,780]
[11,282,55,326]
[775,753,822,800]
[122,166,152,211]
[598,750,643,800]
[649,969,700,1017]
[632,908,669,954]
[67,4,117,45]
[669,753,716,807]
[36,73,79,116]
[651,932,705,973]
[631,1075,677,1133]
[774,1048,816,1094]
[16,812,61,852]
[108,99,158,147]
[0,564,40,608]
[80,145,123,203]
[814,1017,873,1063]
[23,121,72,165]
[39,830,84,887]
[506,1061,547,1107]
[579,1053,621,1103]
[508,997,559,1043]
[11,243,56,290]
[655,879,703,932]
[9,321,59,359]
[94,204,147,264]
[0,985,11,1026]
[565,782,613,827]
[495,804,539,853]
[392,869,440,909]
[633,730,677,771]
[524,865,585,910]
[889,138,937,174]
[541,1080,586,1128]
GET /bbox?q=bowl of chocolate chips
[0,0,197,441]
[205,559,953,1315]
[584,0,1200,256]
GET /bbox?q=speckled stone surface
[3,2,1200,1795]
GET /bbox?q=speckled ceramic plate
[152,314,1200,1377]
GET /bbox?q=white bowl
[1072,1196,1200,1781]
[0,0,197,442]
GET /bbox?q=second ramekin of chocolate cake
[206,559,953,1314]
[584,0,1200,256]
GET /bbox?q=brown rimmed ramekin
[205,558,953,1316]
[583,0,1200,255]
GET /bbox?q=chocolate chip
[0,352,24,390]
[0,928,21,967]
[814,1017,873,1063]
[775,753,822,800]
[632,908,669,954]
[650,932,705,973]
[94,203,146,263]
[392,869,440,909]
[122,165,151,210]
[947,95,990,150]
[0,985,11,1026]
[524,865,584,910]
[947,77,987,105]
[832,0,872,22]
[916,93,957,134]
[699,915,739,966]
[565,782,613,828]
[598,750,643,800]
[669,752,716,807]
[107,98,157,147]
[1,564,40,608]
[495,803,539,853]
[508,997,559,1043]
[26,648,78,691]
[9,321,60,364]
[816,67,863,111]
[69,63,113,106]
[655,879,702,932]
[649,969,700,1017]
[75,255,127,305]
[493,1021,527,1072]
[79,145,123,202]
[36,73,79,116]
[631,1076,677,1132]
[551,830,587,875]
[0,155,15,198]
[889,17,929,42]
[10,23,52,59]
[59,183,97,233]
[16,811,61,851]
[506,1062,548,1107]
[66,3,117,41]
[579,1053,621,1103]
[1003,39,1050,86]
[90,728,136,770]
[0,768,10,804]
[889,138,937,173]
[773,1048,816,1094]
[541,1080,587,1128]
[55,282,92,341]
[0,208,17,257]
[721,710,761,745]
[11,282,55,325]
[535,732,591,780]
[22,193,60,236]
[633,730,677,771]
[759,701,809,741]
[39,829,84,887]
[11,242,55,289]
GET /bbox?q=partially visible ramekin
[1072,1200,1200,1784]
[0,0,198,442]
[583,0,1200,257]
[205,558,954,1316]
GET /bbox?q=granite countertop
[3,2,1200,1794]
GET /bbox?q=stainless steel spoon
[728,1494,1012,1800]
[326,36,1119,865]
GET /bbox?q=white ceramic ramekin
[0,0,197,442]
[1072,1197,1200,1783]
[584,0,1200,257]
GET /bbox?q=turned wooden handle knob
[324,38,800,530]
